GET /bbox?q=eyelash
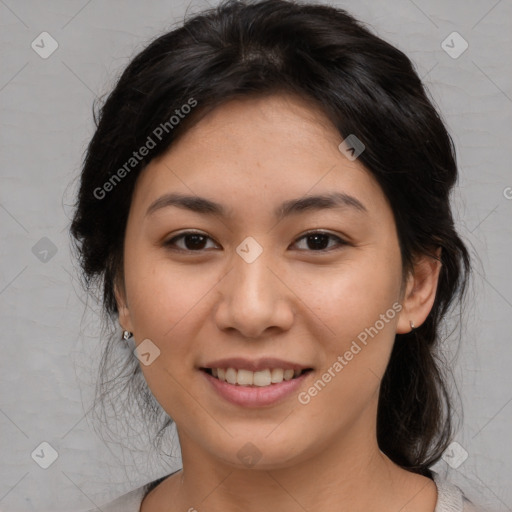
[163,230,348,253]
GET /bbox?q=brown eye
[164,230,347,254]
[293,231,347,252]
[164,232,218,252]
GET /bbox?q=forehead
[130,93,390,220]
[174,93,343,157]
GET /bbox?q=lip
[200,368,313,408]
[200,357,312,372]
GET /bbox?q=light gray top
[86,471,484,512]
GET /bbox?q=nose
[214,247,295,339]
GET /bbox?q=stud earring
[409,320,416,331]
[122,330,133,340]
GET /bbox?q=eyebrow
[145,191,368,220]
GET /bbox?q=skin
[115,93,442,512]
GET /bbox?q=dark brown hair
[70,0,471,476]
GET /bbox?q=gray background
[1,0,511,510]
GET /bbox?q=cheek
[123,258,212,414]
[124,252,209,334]
[301,251,402,334]
[297,251,402,387]
[295,269,400,431]
[125,240,402,348]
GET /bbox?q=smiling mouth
[200,367,313,387]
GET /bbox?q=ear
[396,247,442,334]
[114,277,134,333]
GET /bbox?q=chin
[206,434,314,471]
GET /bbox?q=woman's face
[116,93,417,470]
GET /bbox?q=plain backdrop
[0,0,511,511]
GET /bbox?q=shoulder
[82,471,177,512]
[431,471,488,512]
[85,470,488,512]
[82,483,148,512]
[82,471,176,512]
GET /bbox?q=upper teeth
[211,368,303,386]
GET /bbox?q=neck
[143,414,437,512]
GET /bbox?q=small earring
[123,330,133,340]
[409,320,416,331]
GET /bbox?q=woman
[70,0,484,510]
